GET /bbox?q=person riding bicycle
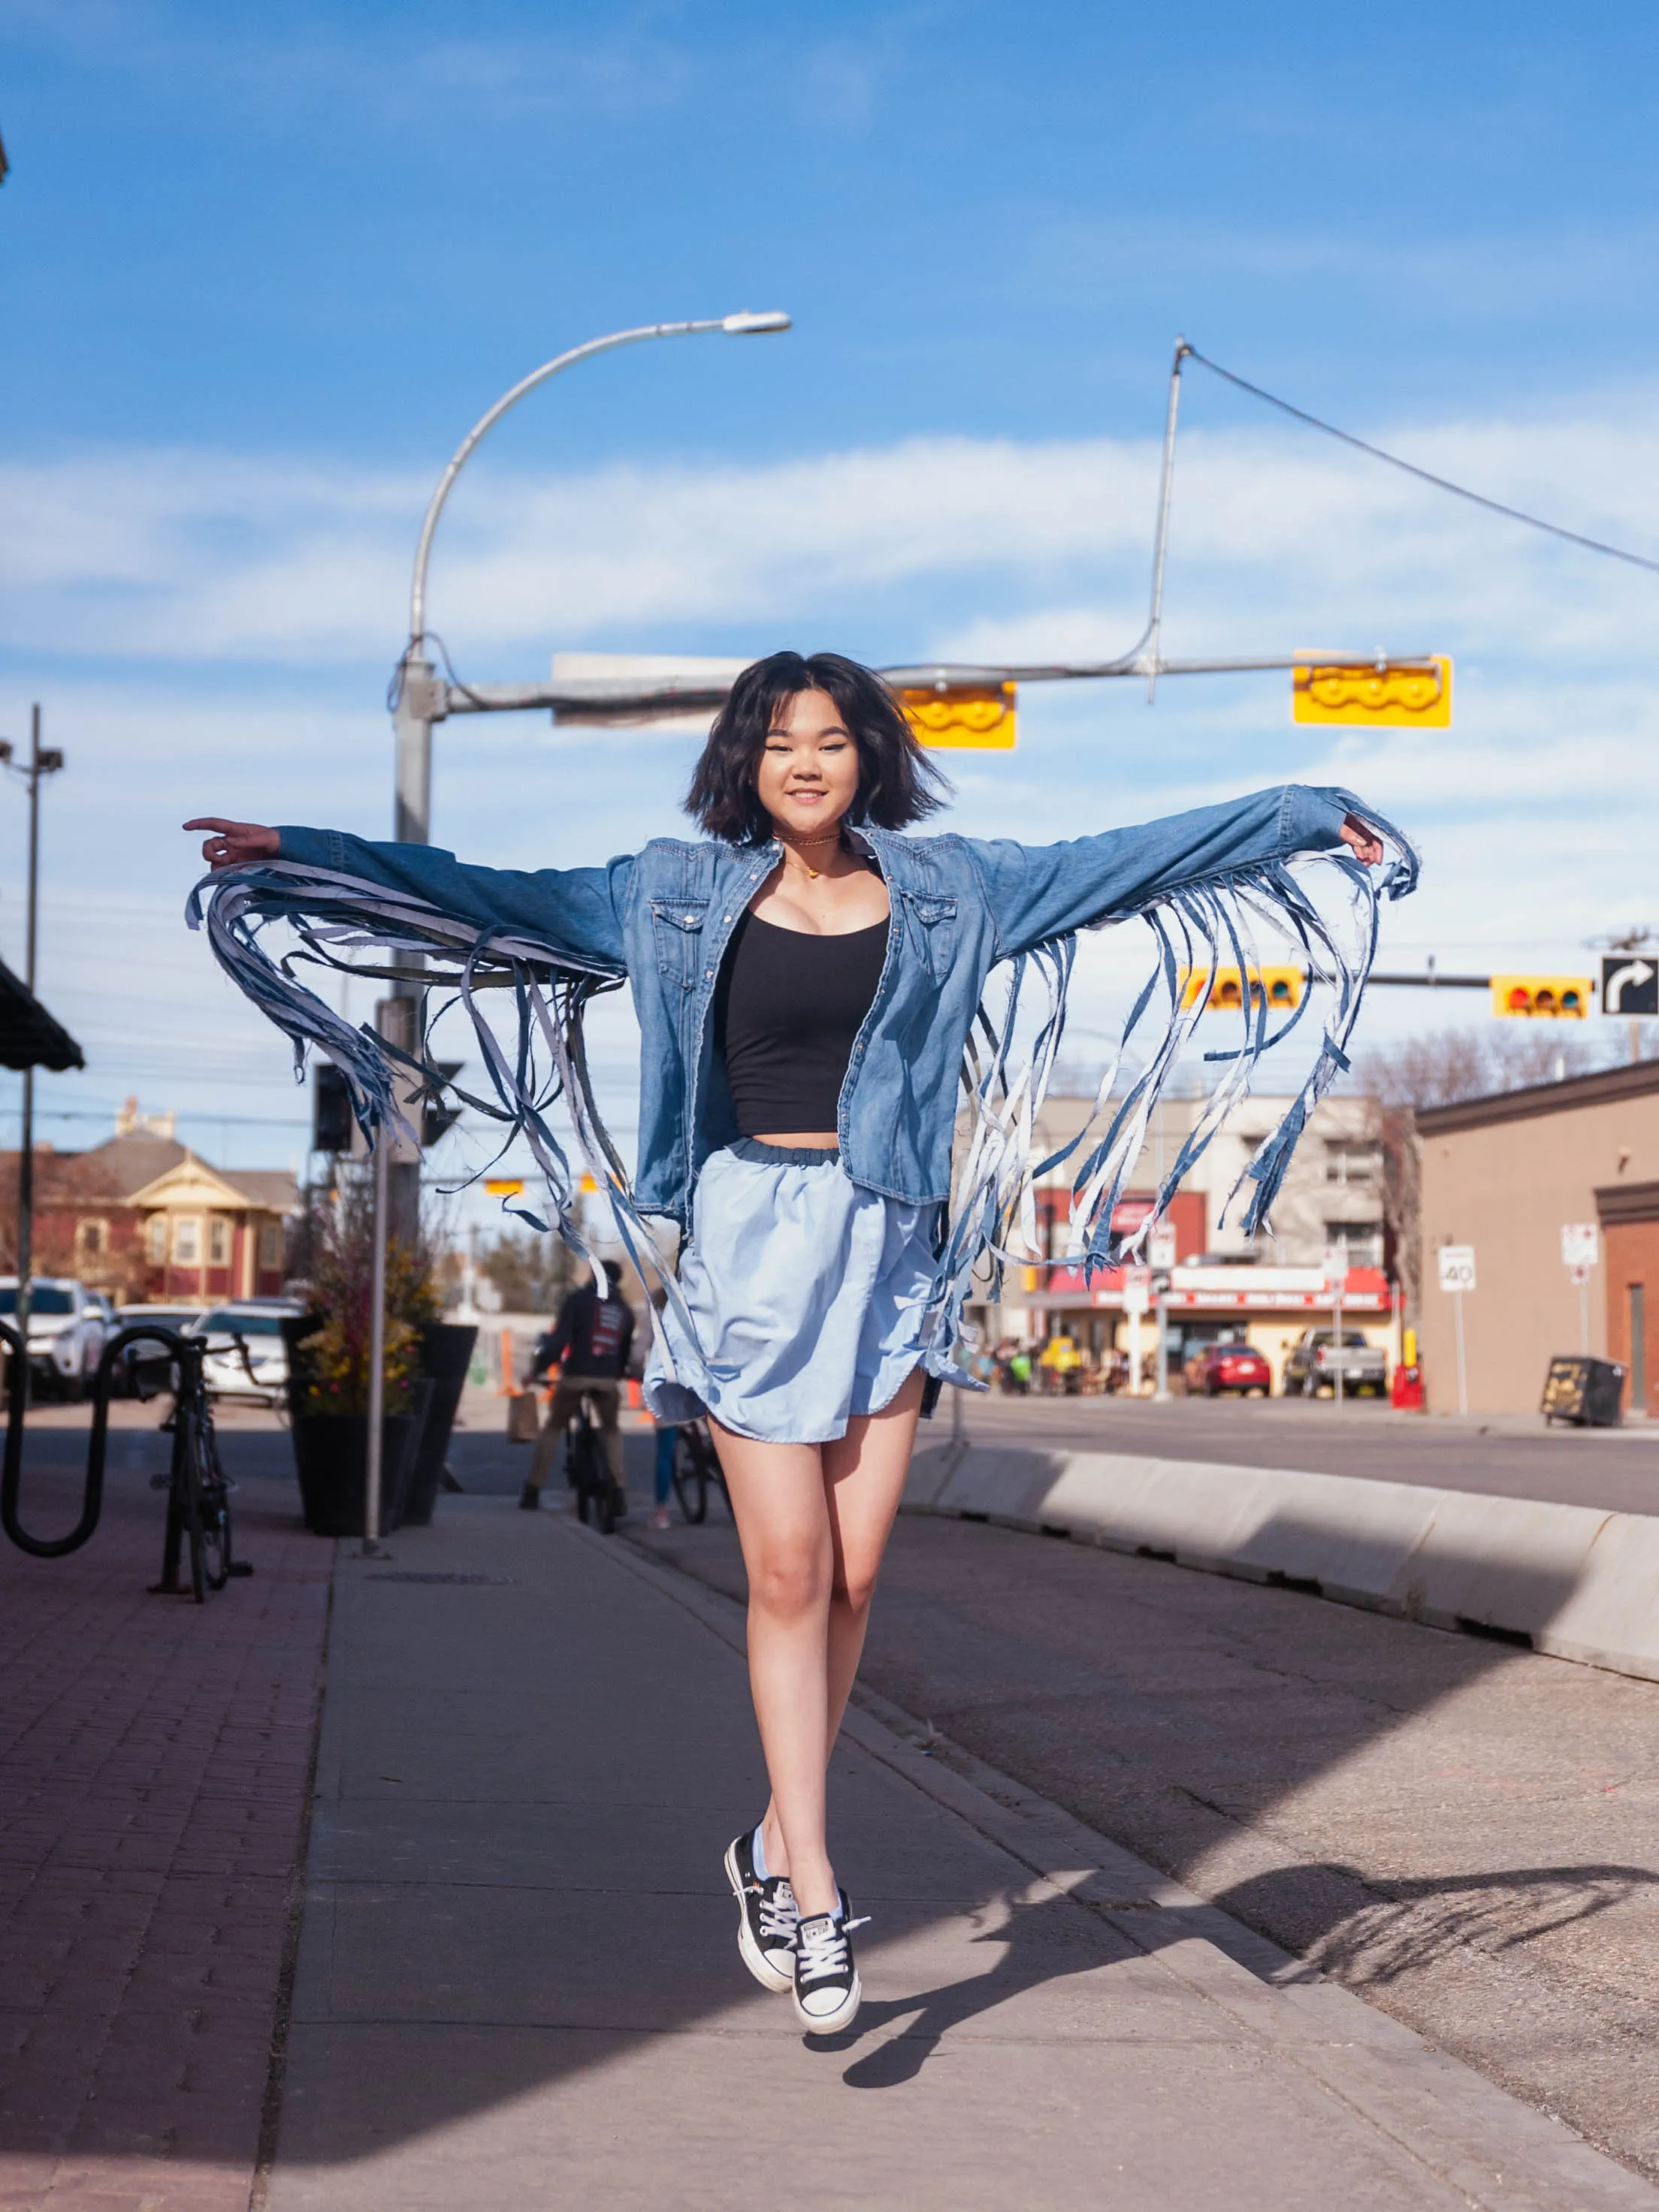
[518,1260,635,1515]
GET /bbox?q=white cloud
[5,401,1657,673]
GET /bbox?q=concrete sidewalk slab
[266,1498,1659,2211]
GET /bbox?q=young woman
[186,649,1407,2035]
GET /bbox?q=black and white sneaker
[793,1904,868,2034]
[723,1831,798,1995]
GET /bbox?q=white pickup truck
[1281,1327,1390,1398]
[0,1277,114,1398]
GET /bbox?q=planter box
[401,1322,478,1527]
[280,1313,438,1537]
[289,1386,432,1537]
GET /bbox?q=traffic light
[1178,965,1304,1014]
[1292,657,1452,729]
[899,682,1017,751]
[1490,975,1591,1019]
[421,1061,465,1148]
[312,1062,354,1154]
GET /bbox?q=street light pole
[11,706,65,1347]
[392,310,791,851]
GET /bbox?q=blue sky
[2,0,1657,1195]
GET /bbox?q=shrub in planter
[283,1176,443,1536]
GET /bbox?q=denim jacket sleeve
[960,785,1355,959]
[274,826,632,973]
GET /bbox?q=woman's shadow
[811,1885,1142,2090]
[808,1857,1659,2090]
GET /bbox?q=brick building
[0,1106,298,1304]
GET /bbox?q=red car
[1184,1340,1273,1398]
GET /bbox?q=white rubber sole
[723,1838,795,1995]
[793,1966,861,2035]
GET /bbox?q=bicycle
[565,1387,623,1535]
[2,1320,252,1602]
[670,1417,730,1526]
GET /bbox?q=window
[173,1217,201,1265]
[258,1222,280,1269]
[1324,1219,1385,1268]
[1325,1144,1382,1185]
[198,1309,286,1336]
[207,1216,231,1267]
[76,1217,107,1258]
[0,1286,74,1315]
[144,1215,168,1265]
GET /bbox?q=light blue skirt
[642,1138,944,1445]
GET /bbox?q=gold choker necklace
[778,827,843,879]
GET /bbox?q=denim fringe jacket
[190,781,1416,1378]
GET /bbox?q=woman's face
[754,687,861,841]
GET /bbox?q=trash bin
[1541,1355,1627,1427]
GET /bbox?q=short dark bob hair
[684,650,950,845]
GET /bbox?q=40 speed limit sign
[1437,1245,1476,1294]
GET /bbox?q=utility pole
[10,706,65,1349]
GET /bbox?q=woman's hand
[1339,814,1384,866]
[184,818,281,870]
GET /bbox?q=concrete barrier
[902,1442,1659,1686]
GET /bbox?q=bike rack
[1,1322,218,1569]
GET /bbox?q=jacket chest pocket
[649,899,710,990]
[899,893,957,981]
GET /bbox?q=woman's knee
[751,1539,831,1621]
[832,1561,881,1618]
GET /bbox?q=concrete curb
[902,1441,1659,1684]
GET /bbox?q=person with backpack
[519,1259,635,1516]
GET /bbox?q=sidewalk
[0,1415,330,2212]
[265,1497,1659,2210]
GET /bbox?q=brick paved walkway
[0,1418,330,2212]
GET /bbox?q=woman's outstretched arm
[185,817,631,972]
[956,784,1396,961]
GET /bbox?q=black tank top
[715,911,888,1135]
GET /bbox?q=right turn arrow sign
[1603,957,1658,1016]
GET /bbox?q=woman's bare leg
[710,1425,842,1919]
[745,1369,926,1890]
[821,1366,926,1748]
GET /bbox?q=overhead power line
[1182,344,1659,579]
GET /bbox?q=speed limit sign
[1437,1244,1476,1295]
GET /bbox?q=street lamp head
[0,741,11,764]
[38,750,65,774]
[721,309,791,335]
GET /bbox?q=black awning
[0,956,84,1072]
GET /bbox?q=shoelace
[796,1913,871,1984]
[753,1878,799,1945]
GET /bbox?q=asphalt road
[636,1506,1659,2189]
[950,1390,1659,1515]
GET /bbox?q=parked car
[0,1277,112,1398]
[106,1303,207,1395]
[1282,1328,1389,1398]
[1183,1339,1273,1398]
[187,1302,304,1406]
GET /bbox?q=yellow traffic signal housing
[900,682,1017,751]
[1178,965,1304,1013]
[1491,975,1591,1019]
[1292,657,1452,728]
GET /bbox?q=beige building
[1417,1062,1659,1415]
